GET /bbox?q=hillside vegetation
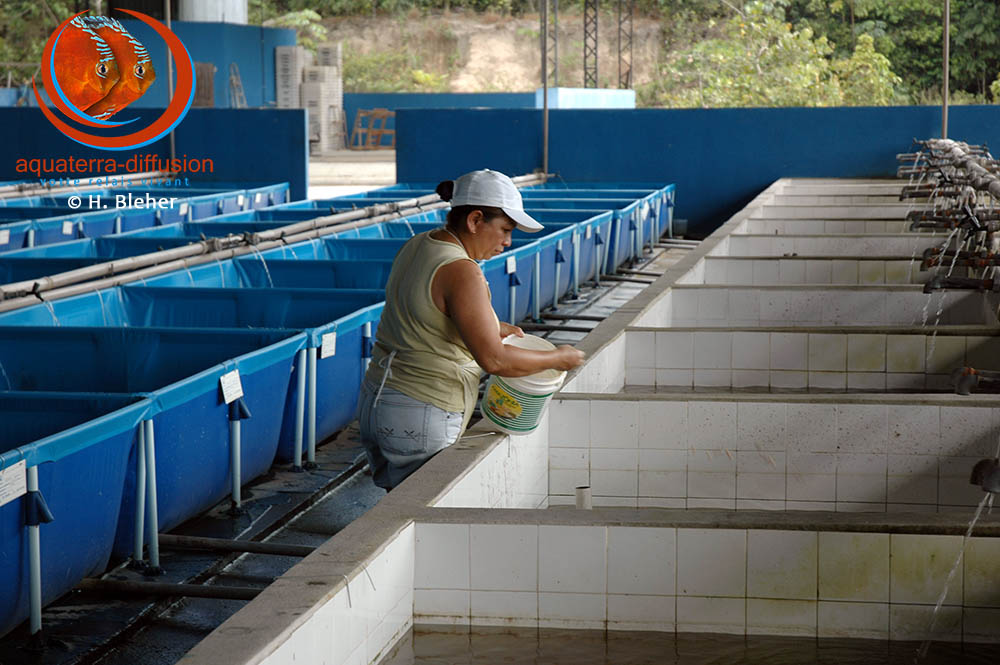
[2,1,997,107]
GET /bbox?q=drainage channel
[0,242,693,665]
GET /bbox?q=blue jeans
[356,379,464,490]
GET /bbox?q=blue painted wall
[343,92,534,147]
[396,105,1000,235]
[0,108,308,200]
[4,21,296,110]
[121,20,297,109]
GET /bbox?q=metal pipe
[572,230,580,295]
[27,465,42,636]
[229,419,242,509]
[600,274,653,284]
[166,0,175,164]
[144,419,162,574]
[157,534,315,557]
[541,312,604,321]
[306,347,317,465]
[293,348,306,470]
[0,171,172,199]
[943,0,950,139]
[508,281,517,324]
[532,252,541,320]
[541,0,549,177]
[0,179,548,308]
[520,322,592,333]
[76,578,260,601]
[552,239,562,309]
[133,424,147,564]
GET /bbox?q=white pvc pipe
[575,485,592,510]
[230,420,242,509]
[144,420,161,572]
[307,347,317,464]
[133,424,147,563]
[293,348,306,470]
[27,465,41,635]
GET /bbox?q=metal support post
[143,419,163,574]
[553,239,563,307]
[532,252,541,320]
[307,346,317,466]
[229,419,242,509]
[583,0,599,87]
[132,424,147,564]
[27,465,42,637]
[293,348,306,471]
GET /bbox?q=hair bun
[435,180,455,202]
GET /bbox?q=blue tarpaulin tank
[0,392,150,637]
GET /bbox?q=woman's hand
[554,345,586,371]
[499,322,524,339]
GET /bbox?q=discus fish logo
[33,10,194,151]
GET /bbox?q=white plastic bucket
[481,334,566,436]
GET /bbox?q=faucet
[970,458,1000,493]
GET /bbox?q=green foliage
[0,0,75,85]
[262,9,328,53]
[832,33,901,105]
[645,1,900,108]
[342,44,451,91]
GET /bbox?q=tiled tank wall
[666,286,994,327]
[735,219,910,234]
[413,521,1000,641]
[682,257,935,286]
[547,396,998,512]
[257,525,414,665]
[431,419,549,509]
[713,235,942,256]
[624,328,1000,391]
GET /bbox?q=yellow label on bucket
[486,382,523,421]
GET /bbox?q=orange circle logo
[33,10,194,151]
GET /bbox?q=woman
[357,169,585,490]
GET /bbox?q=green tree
[832,33,900,105]
[646,1,844,108]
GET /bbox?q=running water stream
[0,360,11,390]
[42,300,60,326]
[915,492,992,662]
[250,246,274,288]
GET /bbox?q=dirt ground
[323,11,663,92]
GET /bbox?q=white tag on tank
[220,369,244,404]
[254,193,262,203]
[62,220,74,235]
[237,194,245,208]
[0,460,26,508]
[505,256,516,274]
[0,230,9,245]
[320,332,337,358]
[179,202,189,216]
[585,226,592,239]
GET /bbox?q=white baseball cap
[451,169,543,233]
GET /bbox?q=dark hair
[436,179,507,230]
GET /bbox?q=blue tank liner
[0,184,291,254]
[0,257,107,283]
[0,326,306,555]
[0,184,672,627]
[0,392,151,638]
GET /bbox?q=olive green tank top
[365,230,497,429]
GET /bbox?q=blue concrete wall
[396,105,1000,235]
[121,20,297,109]
[344,92,534,147]
[0,108,308,200]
